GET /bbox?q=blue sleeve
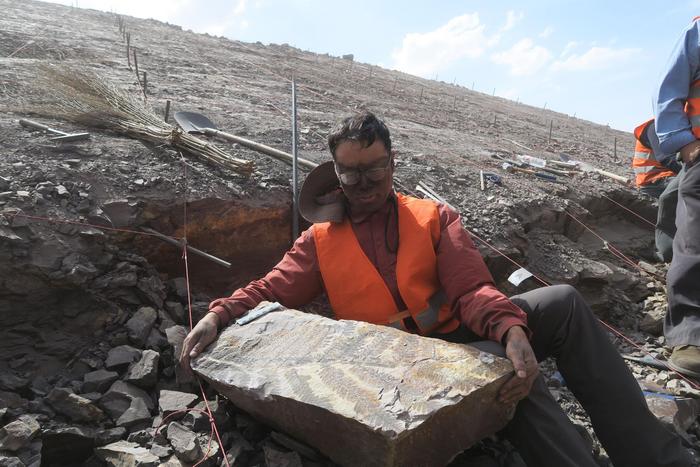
[654,19,700,154]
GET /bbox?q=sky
[44,0,700,132]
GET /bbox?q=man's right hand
[180,312,220,374]
[680,139,700,164]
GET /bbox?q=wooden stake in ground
[126,32,131,69]
[133,48,139,81]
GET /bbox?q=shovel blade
[174,111,217,134]
[50,133,90,142]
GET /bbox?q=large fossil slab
[192,307,513,467]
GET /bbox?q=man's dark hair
[327,111,391,158]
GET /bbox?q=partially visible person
[654,16,700,377]
[632,118,679,198]
[632,119,681,262]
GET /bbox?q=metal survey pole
[291,78,299,240]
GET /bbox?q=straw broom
[32,65,253,176]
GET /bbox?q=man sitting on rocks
[181,111,689,466]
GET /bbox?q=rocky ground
[0,0,698,465]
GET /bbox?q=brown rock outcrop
[192,308,513,467]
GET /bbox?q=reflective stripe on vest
[632,120,676,187]
[313,193,460,336]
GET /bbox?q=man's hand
[680,140,700,164]
[180,312,220,375]
[499,326,539,405]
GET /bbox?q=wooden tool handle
[206,128,318,170]
[594,168,629,184]
[19,119,50,131]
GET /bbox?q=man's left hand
[499,326,539,405]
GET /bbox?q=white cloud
[491,38,552,76]
[539,26,554,38]
[201,0,249,36]
[550,46,642,72]
[561,41,579,57]
[233,0,247,15]
[501,10,524,31]
[391,13,500,77]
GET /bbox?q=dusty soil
[0,0,697,466]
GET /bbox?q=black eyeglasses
[334,157,392,185]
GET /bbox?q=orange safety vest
[687,78,700,139]
[632,119,675,187]
[313,193,460,336]
[686,17,700,137]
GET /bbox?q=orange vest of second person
[686,78,700,139]
[313,193,460,336]
[632,119,675,187]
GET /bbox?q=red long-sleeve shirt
[209,195,528,343]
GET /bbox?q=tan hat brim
[298,161,346,223]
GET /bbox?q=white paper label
[508,267,533,287]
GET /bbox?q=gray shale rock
[182,399,228,432]
[264,443,303,467]
[47,388,105,423]
[124,350,160,389]
[0,391,27,410]
[42,426,96,463]
[646,393,700,435]
[158,391,199,419]
[164,301,186,325]
[0,415,40,451]
[0,454,24,467]
[149,442,173,458]
[116,397,152,430]
[137,277,166,309]
[83,369,119,393]
[95,440,160,467]
[126,307,158,347]
[96,427,127,446]
[146,328,168,350]
[166,422,201,463]
[17,439,42,467]
[192,307,513,467]
[99,381,154,422]
[165,326,189,383]
[0,371,28,392]
[105,345,142,371]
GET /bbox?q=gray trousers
[656,174,680,263]
[641,176,674,199]
[666,160,700,347]
[440,285,689,467]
